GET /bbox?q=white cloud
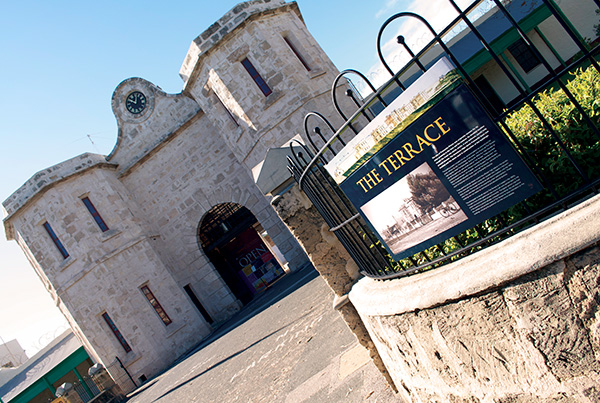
[356,0,492,96]
[375,0,403,19]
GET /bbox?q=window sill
[264,90,284,110]
[165,322,187,339]
[308,68,326,80]
[120,351,143,367]
[101,229,121,242]
[59,256,77,272]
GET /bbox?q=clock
[125,91,147,114]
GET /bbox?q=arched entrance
[198,203,285,305]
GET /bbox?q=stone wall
[349,194,600,402]
[119,112,308,322]
[2,153,115,221]
[108,78,202,172]
[183,1,343,171]
[3,165,213,384]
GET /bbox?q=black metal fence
[287,0,600,280]
[73,375,101,403]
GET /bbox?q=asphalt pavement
[125,265,401,402]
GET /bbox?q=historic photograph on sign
[360,162,468,254]
[325,57,461,184]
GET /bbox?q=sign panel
[329,59,542,260]
[326,58,462,184]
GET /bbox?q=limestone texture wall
[183,1,343,171]
[118,111,306,323]
[350,194,600,402]
[3,165,212,386]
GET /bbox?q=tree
[407,172,450,214]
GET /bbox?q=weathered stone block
[350,194,600,402]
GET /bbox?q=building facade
[4,0,597,394]
[377,0,599,114]
[2,0,346,389]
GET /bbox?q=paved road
[126,267,400,402]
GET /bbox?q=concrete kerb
[349,192,600,317]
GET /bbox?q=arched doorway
[198,203,285,305]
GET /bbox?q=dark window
[140,286,172,325]
[214,93,239,126]
[184,284,214,324]
[82,197,109,232]
[241,58,272,96]
[102,312,132,353]
[473,75,505,117]
[283,36,311,71]
[43,222,69,259]
[507,38,541,73]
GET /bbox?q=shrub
[503,65,600,198]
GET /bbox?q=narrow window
[283,36,311,71]
[140,285,172,326]
[507,38,541,73]
[102,312,132,353]
[82,197,109,232]
[241,57,272,96]
[473,75,505,116]
[214,92,239,126]
[184,284,214,324]
[43,222,69,259]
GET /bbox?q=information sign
[327,59,542,260]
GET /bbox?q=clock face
[125,91,147,114]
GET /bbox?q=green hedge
[503,65,600,197]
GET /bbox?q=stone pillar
[55,383,84,403]
[271,183,396,391]
[89,363,125,401]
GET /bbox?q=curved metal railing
[288,0,600,279]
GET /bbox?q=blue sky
[0,0,472,356]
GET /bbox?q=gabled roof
[0,330,83,403]
[371,0,550,110]
[2,153,117,239]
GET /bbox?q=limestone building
[2,0,345,389]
